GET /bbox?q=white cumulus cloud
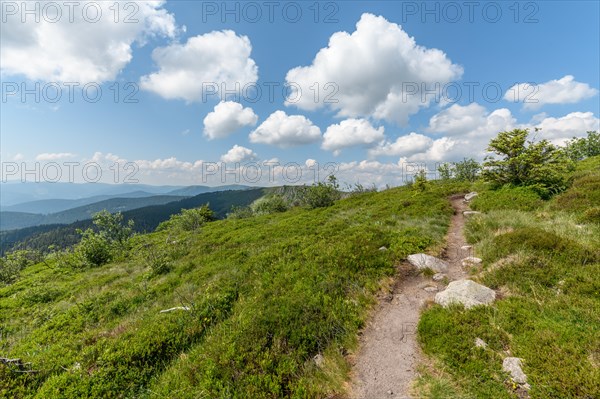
[322,118,385,155]
[36,152,76,161]
[203,101,258,140]
[368,132,433,158]
[249,110,321,148]
[285,13,463,125]
[427,103,488,136]
[1,1,178,83]
[220,145,257,163]
[532,112,600,145]
[140,30,258,102]
[505,75,598,110]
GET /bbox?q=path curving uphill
[348,194,471,398]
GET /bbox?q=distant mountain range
[0,188,267,256]
[0,182,252,207]
[1,191,159,214]
[0,182,184,206]
[0,195,186,231]
[0,183,255,231]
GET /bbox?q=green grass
[0,182,465,398]
[417,156,600,399]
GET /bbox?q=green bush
[157,204,215,231]
[413,170,428,192]
[227,205,254,219]
[252,195,288,215]
[564,131,600,161]
[301,175,341,209]
[76,229,113,267]
[482,128,574,198]
[142,244,171,275]
[551,158,600,218]
[73,211,135,268]
[91,210,134,250]
[0,250,37,284]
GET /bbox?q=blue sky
[1,1,599,186]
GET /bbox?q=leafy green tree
[302,175,341,209]
[482,128,574,198]
[75,211,134,267]
[76,229,113,267]
[413,170,428,192]
[437,163,452,180]
[564,131,600,161]
[454,158,481,182]
[92,210,134,248]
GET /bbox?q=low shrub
[252,195,288,215]
[470,186,543,212]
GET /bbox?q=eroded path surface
[348,195,469,398]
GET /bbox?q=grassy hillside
[416,156,600,398]
[0,182,466,398]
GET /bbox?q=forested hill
[0,188,266,255]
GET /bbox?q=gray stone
[502,357,528,384]
[313,354,325,368]
[460,245,473,251]
[432,273,445,281]
[461,256,483,267]
[464,192,478,201]
[424,286,438,292]
[475,337,487,348]
[407,253,448,273]
[463,211,482,216]
[435,279,496,309]
[379,246,388,251]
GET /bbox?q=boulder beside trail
[407,254,448,273]
[503,357,528,385]
[462,257,483,267]
[463,211,482,216]
[464,192,478,201]
[435,279,496,309]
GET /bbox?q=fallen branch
[159,306,190,314]
[0,357,39,373]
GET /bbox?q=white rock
[502,357,528,384]
[435,279,496,309]
[463,211,482,216]
[424,286,438,292]
[379,246,388,251]
[460,245,473,251]
[475,337,487,348]
[432,273,446,281]
[462,257,483,267]
[313,354,325,368]
[407,254,448,273]
[464,192,478,201]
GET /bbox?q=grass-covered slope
[417,156,600,398]
[0,182,464,398]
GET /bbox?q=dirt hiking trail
[348,194,470,398]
